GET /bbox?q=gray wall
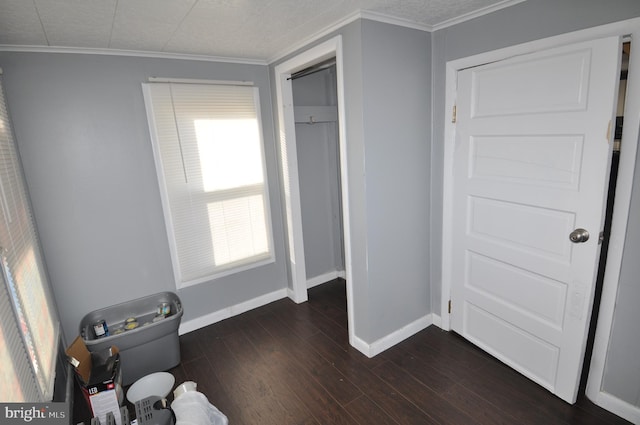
[2,17,432,349]
[360,20,431,340]
[0,52,287,342]
[601,139,640,406]
[272,19,432,343]
[430,0,640,408]
[292,67,345,281]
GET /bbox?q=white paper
[89,389,122,425]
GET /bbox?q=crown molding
[268,10,362,64]
[431,0,526,31]
[359,10,434,32]
[268,9,435,64]
[268,1,526,64]
[0,44,268,66]
[0,1,527,66]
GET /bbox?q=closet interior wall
[291,64,345,286]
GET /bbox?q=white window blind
[143,82,274,287]
[0,75,60,402]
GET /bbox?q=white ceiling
[0,0,524,63]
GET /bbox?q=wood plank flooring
[164,279,630,425]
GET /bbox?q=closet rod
[288,58,336,80]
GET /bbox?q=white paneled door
[450,36,621,403]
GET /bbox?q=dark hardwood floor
[163,278,629,425]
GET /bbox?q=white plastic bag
[171,390,228,425]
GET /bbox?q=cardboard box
[66,336,123,425]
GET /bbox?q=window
[0,73,60,402]
[143,82,274,288]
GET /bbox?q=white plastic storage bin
[79,292,183,386]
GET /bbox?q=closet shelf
[294,105,338,124]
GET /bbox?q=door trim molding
[273,35,356,344]
[442,17,640,419]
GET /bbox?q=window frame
[0,71,60,402]
[142,80,275,289]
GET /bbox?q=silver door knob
[569,228,590,243]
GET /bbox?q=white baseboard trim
[287,286,309,304]
[351,313,434,358]
[350,334,373,357]
[286,287,296,301]
[589,391,640,424]
[431,314,443,329]
[178,288,288,335]
[307,270,346,289]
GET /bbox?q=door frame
[273,36,355,334]
[441,17,640,416]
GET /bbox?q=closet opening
[291,58,346,292]
[273,36,355,346]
